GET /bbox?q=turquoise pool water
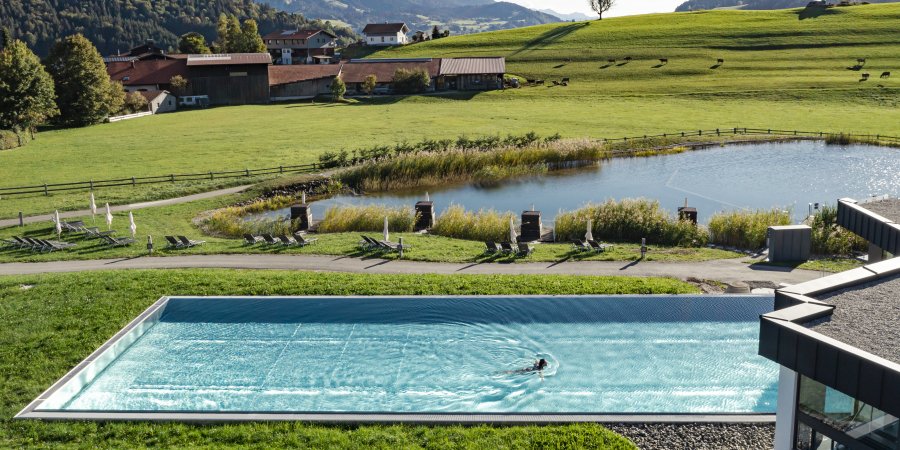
[40,296,778,414]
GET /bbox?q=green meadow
[1,4,898,217]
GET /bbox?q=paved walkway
[0,185,254,228]
[0,253,825,284]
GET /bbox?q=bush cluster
[199,195,299,238]
[429,205,516,242]
[0,130,24,150]
[317,205,415,233]
[555,199,708,247]
[708,208,792,249]
[809,204,867,255]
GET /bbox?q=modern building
[759,197,899,450]
[362,23,410,46]
[262,29,338,65]
[138,90,177,114]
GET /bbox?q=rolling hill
[0,0,358,57]
[259,0,562,34]
[675,0,898,12]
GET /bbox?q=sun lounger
[500,242,515,253]
[61,220,86,232]
[587,240,612,252]
[100,234,135,247]
[177,236,205,247]
[277,235,298,246]
[359,235,380,249]
[22,237,46,251]
[378,240,411,253]
[293,233,318,246]
[516,242,534,256]
[243,234,264,245]
[572,240,591,252]
[83,227,116,239]
[165,235,183,248]
[485,241,501,254]
[11,236,34,249]
[38,238,76,252]
[261,234,280,245]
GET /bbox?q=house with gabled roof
[263,29,338,65]
[362,23,410,46]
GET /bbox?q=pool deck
[0,253,824,284]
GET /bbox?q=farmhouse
[263,29,338,65]
[106,59,189,93]
[362,23,410,46]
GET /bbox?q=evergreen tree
[178,32,210,54]
[225,15,241,51]
[0,39,58,134]
[0,28,10,50]
[432,25,441,40]
[331,76,346,101]
[44,34,124,126]
[238,19,266,53]
[213,14,231,53]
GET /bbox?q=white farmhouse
[362,23,410,46]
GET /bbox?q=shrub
[810,204,867,255]
[554,199,708,247]
[122,91,148,114]
[317,205,414,233]
[0,129,24,150]
[392,68,431,94]
[708,208,792,249]
[430,205,516,242]
[199,195,299,238]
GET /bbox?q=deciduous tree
[362,74,377,96]
[178,32,210,54]
[45,34,124,126]
[589,0,615,19]
[331,76,346,101]
[0,39,58,135]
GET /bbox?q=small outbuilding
[139,90,177,114]
[438,57,506,91]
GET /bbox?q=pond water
[254,141,900,224]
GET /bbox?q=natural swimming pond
[27,295,778,416]
[253,141,900,224]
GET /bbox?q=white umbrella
[425,191,430,201]
[509,216,517,243]
[301,191,307,204]
[129,211,137,238]
[383,216,390,242]
[54,210,62,238]
[90,192,97,216]
[105,203,113,230]
[585,218,593,242]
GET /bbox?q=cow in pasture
[881,71,891,78]
[717,58,724,64]
[659,58,668,64]
[861,73,870,80]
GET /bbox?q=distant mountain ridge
[260,0,562,34]
[675,0,898,11]
[0,0,358,57]
[538,9,594,21]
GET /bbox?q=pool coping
[16,294,776,423]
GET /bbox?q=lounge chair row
[359,235,409,253]
[485,241,534,256]
[572,240,613,253]
[165,235,205,248]
[3,236,76,252]
[244,233,317,247]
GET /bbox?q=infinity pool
[30,296,778,416]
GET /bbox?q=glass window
[798,376,899,450]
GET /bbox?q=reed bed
[317,205,415,233]
[340,140,608,192]
[554,199,708,247]
[809,204,867,255]
[199,195,300,238]
[430,205,516,242]
[708,208,792,249]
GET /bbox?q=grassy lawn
[0,191,741,264]
[1,5,898,217]
[0,269,697,447]
[746,257,864,273]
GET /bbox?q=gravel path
[0,253,824,284]
[0,185,254,227]
[607,423,774,450]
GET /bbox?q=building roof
[439,57,506,75]
[262,29,337,40]
[185,53,272,66]
[340,59,439,83]
[268,64,341,86]
[362,23,409,34]
[136,90,171,102]
[807,272,900,363]
[106,59,189,86]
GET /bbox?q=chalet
[263,29,338,65]
[362,23,410,46]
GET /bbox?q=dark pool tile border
[17,294,774,422]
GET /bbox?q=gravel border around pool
[607,422,775,450]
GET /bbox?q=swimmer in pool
[506,358,549,375]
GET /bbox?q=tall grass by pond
[199,195,300,238]
[340,140,608,192]
[554,199,708,247]
[317,204,415,233]
[810,204,867,255]
[708,208,792,249]
[430,205,516,242]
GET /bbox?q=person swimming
[506,358,549,375]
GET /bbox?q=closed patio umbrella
[585,218,593,242]
[105,203,113,230]
[54,210,62,238]
[129,211,137,238]
[90,192,97,217]
[509,216,517,243]
[383,216,389,242]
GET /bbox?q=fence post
[19,212,23,227]
[170,174,175,183]
[716,128,720,136]
[209,171,214,180]
[794,130,797,135]
[245,168,250,177]
[44,184,48,196]
[89,179,94,190]
[698,130,702,136]
[681,131,685,137]
[280,166,284,174]
[132,176,136,187]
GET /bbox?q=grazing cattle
[561,77,570,83]
[659,58,668,64]
[861,73,870,80]
[857,58,866,65]
[717,58,725,64]
[881,71,891,78]
[624,56,633,61]
[607,58,616,63]
[535,80,544,85]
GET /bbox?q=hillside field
[1,4,898,216]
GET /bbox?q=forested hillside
[0,0,358,56]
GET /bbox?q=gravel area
[862,198,900,223]
[606,423,774,450]
[809,273,900,362]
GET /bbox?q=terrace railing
[1,127,897,198]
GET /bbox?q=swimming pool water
[40,296,778,414]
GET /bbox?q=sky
[505,0,688,17]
